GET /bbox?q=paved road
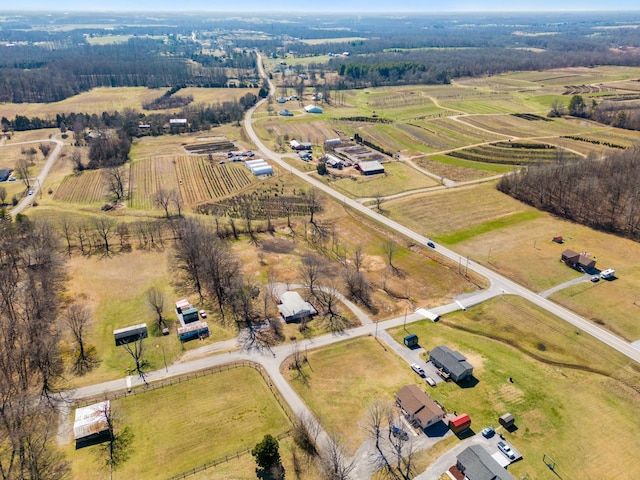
[247,53,640,365]
[7,136,65,216]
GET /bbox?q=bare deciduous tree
[103,166,127,202]
[153,187,173,218]
[38,142,52,158]
[92,216,117,256]
[122,336,148,383]
[364,399,393,452]
[306,188,323,225]
[383,240,398,274]
[0,186,7,205]
[66,303,97,375]
[15,157,31,188]
[299,253,326,298]
[319,435,356,480]
[146,286,166,332]
[97,401,134,480]
[353,243,364,273]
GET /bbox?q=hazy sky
[8,0,640,12]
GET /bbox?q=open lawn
[68,366,292,480]
[60,249,235,389]
[388,296,640,480]
[320,162,439,198]
[284,336,419,455]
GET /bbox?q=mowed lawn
[68,366,292,480]
[285,336,419,455]
[387,296,640,480]
[322,162,439,198]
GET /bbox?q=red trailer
[449,413,472,433]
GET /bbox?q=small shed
[404,334,419,348]
[499,413,515,428]
[181,307,200,324]
[74,401,110,447]
[177,321,210,342]
[304,104,323,114]
[113,323,148,346]
[552,235,563,243]
[449,413,472,434]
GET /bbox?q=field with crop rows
[174,155,255,205]
[128,156,178,210]
[448,141,580,165]
[458,114,586,137]
[562,128,640,148]
[54,170,110,204]
[402,118,504,151]
[414,154,513,182]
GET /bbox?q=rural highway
[248,53,640,365]
[7,136,65,217]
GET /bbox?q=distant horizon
[5,0,640,14]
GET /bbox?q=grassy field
[413,154,514,183]
[387,296,640,480]
[319,162,439,198]
[68,366,292,480]
[284,336,419,455]
[0,87,256,119]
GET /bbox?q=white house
[277,291,317,323]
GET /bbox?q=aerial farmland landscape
[2,4,640,480]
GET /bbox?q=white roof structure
[74,401,110,440]
[169,118,187,125]
[277,291,317,322]
[304,104,323,113]
[251,165,274,176]
[358,160,385,174]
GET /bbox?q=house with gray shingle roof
[429,345,474,383]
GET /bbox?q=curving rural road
[7,135,65,217]
[247,53,640,365]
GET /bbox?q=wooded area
[498,147,640,238]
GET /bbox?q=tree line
[497,147,640,239]
[1,92,258,138]
[0,39,256,103]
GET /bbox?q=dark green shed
[404,334,419,348]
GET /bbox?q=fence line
[165,430,292,480]
[73,361,296,479]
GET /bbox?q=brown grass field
[0,87,259,119]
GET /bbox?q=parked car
[425,376,436,387]
[410,363,425,377]
[591,275,600,282]
[199,310,207,318]
[481,426,495,438]
[28,189,34,196]
[391,426,409,440]
[498,441,516,459]
[427,241,435,248]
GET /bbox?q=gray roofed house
[456,444,516,480]
[277,291,317,323]
[429,345,474,383]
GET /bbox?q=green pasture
[321,162,439,198]
[388,295,640,479]
[434,210,542,244]
[68,366,292,480]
